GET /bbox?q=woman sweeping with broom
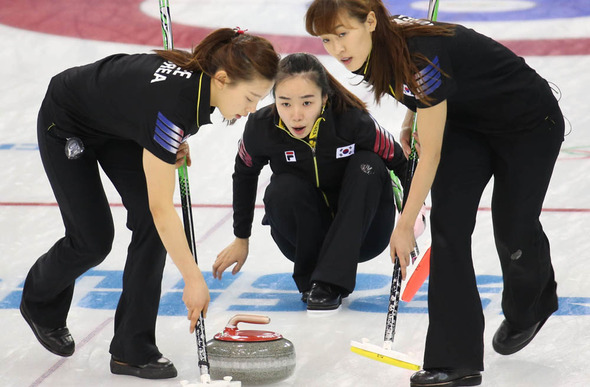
[20,28,279,380]
[305,0,564,386]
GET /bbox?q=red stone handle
[226,314,271,329]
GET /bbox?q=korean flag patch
[285,150,297,162]
[403,84,414,97]
[336,144,355,159]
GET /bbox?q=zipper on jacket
[276,117,332,211]
[276,117,324,187]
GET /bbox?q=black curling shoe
[110,356,178,379]
[306,281,342,311]
[493,317,548,355]
[301,290,310,303]
[410,368,482,387]
[20,301,75,357]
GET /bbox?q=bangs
[305,1,344,36]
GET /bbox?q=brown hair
[155,28,279,83]
[305,0,455,104]
[273,52,366,115]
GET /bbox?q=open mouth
[291,126,306,134]
[341,57,352,65]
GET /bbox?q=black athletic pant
[262,151,395,294]
[424,109,564,371]
[21,103,166,365]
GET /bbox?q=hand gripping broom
[350,0,441,371]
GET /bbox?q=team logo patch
[285,151,296,162]
[336,144,355,159]
[360,163,374,175]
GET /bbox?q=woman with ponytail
[213,52,407,312]
[306,1,564,386]
[20,28,279,379]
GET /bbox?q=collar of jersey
[196,72,214,127]
[352,50,371,77]
[276,115,325,148]
[352,51,397,99]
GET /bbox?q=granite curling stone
[207,314,296,385]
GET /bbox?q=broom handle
[158,0,210,378]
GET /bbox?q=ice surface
[1,1,589,386]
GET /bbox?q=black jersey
[231,103,406,238]
[44,53,213,164]
[369,16,559,133]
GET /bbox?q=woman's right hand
[213,237,249,279]
[183,271,210,334]
[400,126,413,158]
[389,222,416,281]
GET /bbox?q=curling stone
[207,314,296,385]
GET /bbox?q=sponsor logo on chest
[285,150,296,162]
[284,144,356,162]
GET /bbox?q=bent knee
[264,174,315,204]
[75,227,114,259]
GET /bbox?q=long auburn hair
[305,0,455,104]
[273,52,367,115]
[154,28,279,83]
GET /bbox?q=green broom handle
[159,0,210,379]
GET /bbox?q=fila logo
[285,150,296,162]
[336,144,355,159]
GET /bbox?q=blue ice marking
[554,298,590,316]
[228,292,307,312]
[252,273,298,291]
[159,291,222,316]
[173,271,241,290]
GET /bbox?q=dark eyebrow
[277,94,317,100]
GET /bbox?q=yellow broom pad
[350,340,421,371]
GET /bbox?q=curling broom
[350,162,421,371]
[159,1,240,385]
[350,0,441,371]
[398,0,440,305]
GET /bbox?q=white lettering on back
[151,61,193,83]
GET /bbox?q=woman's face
[275,74,328,139]
[212,74,274,122]
[319,11,376,72]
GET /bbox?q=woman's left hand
[213,238,249,279]
[175,142,191,169]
